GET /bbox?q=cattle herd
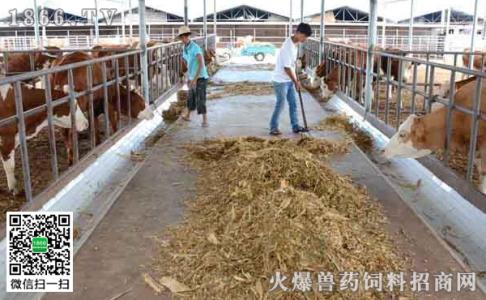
[299,41,486,194]
[301,42,420,102]
[0,41,189,196]
[0,40,218,198]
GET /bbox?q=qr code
[6,212,73,292]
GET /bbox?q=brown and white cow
[383,78,486,193]
[435,76,477,101]
[321,66,340,99]
[0,84,88,194]
[91,44,134,80]
[340,46,417,101]
[50,51,153,164]
[92,42,170,89]
[303,61,340,99]
[3,47,61,76]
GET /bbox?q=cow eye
[399,131,407,138]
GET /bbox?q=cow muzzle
[137,106,154,120]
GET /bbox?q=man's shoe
[293,126,309,133]
[270,129,282,136]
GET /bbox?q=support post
[203,0,207,49]
[213,0,217,35]
[138,0,149,103]
[483,15,486,40]
[129,0,133,39]
[289,0,293,37]
[470,0,479,69]
[33,0,40,47]
[121,2,126,42]
[41,5,46,47]
[445,7,451,50]
[408,0,414,50]
[300,0,304,22]
[319,0,325,63]
[445,7,451,35]
[381,2,386,48]
[184,0,188,26]
[364,0,378,116]
[94,0,99,44]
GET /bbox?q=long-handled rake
[297,86,309,132]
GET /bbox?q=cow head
[320,79,334,99]
[134,92,154,120]
[204,49,216,66]
[398,60,420,85]
[315,62,326,78]
[436,79,451,99]
[120,87,154,120]
[383,114,432,159]
[33,53,51,69]
[321,79,334,99]
[33,47,60,70]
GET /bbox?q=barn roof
[304,6,386,23]
[192,4,289,22]
[398,8,483,24]
[98,5,183,22]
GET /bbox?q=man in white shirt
[270,23,312,135]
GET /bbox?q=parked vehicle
[240,43,276,61]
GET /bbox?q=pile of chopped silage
[208,82,274,100]
[162,90,188,122]
[314,114,374,152]
[150,136,408,299]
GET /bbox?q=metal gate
[303,37,486,195]
[0,35,215,203]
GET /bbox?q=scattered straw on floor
[435,150,480,185]
[162,91,188,122]
[207,63,221,76]
[149,136,407,299]
[223,64,275,71]
[313,115,374,152]
[208,82,274,100]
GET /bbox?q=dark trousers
[188,78,208,114]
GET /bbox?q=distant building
[304,6,384,23]
[107,6,183,24]
[305,12,336,23]
[399,8,483,24]
[193,5,289,22]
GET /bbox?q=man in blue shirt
[179,26,209,127]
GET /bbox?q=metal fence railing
[0,34,215,204]
[0,34,203,51]
[303,37,486,194]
